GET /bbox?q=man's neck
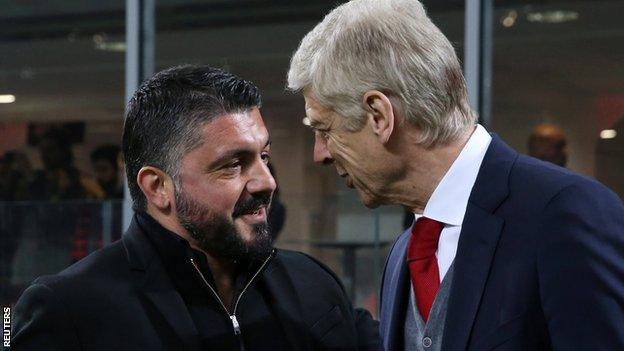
[146,207,238,309]
[392,126,475,213]
[200,250,237,311]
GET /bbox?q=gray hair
[287,0,477,146]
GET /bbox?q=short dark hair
[122,65,262,210]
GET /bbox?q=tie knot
[407,217,443,261]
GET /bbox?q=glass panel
[156,0,464,315]
[0,3,125,305]
[0,200,124,305]
[492,0,624,198]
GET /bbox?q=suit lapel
[123,217,202,351]
[262,256,313,351]
[442,135,516,351]
[442,204,504,351]
[382,231,411,351]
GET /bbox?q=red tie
[407,217,443,322]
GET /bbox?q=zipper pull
[230,315,241,335]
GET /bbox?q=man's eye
[226,160,242,169]
[316,130,330,140]
[261,152,270,164]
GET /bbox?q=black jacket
[11,217,380,351]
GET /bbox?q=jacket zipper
[190,249,274,336]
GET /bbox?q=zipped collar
[136,210,273,303]
[190,249,275,336]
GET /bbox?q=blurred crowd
[0,129,123,202]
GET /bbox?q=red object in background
[594,94,624,132]
[0,123,28,154]
[71,208,103,262]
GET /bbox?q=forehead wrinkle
[308,109,338,132]
[304,94,334,128]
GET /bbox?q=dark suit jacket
[12,217,379,351]
[379,135,624,351]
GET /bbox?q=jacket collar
[380,228,412,351]
[122,215,154,271]
[465,134,515,212]
[442,134,517,351]
[122,214,202,351]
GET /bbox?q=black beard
[175,186,273,262]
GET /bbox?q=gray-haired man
[288,1,624,350]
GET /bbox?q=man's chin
[233,226,256,244]
[355,188,382,209]
[234,219,273,248]
[362,198,381,209]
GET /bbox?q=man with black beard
[11,65,379,351]
[176,182,274,262]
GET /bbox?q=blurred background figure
[28,129,104,201]
[527,123,568,167]
[25,129,105,265]
[267,162,286,240]
[90,144,123,199]
[0,151,32,201]
[1,154,21,201]
[0,151,31,301]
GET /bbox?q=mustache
[232,193,272,217]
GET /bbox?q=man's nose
[313,134,334,165]
[247,160,277,194]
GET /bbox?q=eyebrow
[302,116,325,130]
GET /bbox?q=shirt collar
[420,124,492,226]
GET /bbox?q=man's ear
[136,166,174,211]
[363,90,395,144]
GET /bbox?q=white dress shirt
[412,124,492,281]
